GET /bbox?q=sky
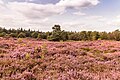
[0,0,120,32]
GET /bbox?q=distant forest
[0,25,120,41]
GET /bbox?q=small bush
[25,53,30,59]
[41,43,47,59]
[17,32,26,38]
[0,32,6,37]
[31,32,38,38]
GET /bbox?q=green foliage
[91,31,100,40]
[60,30,68,41]
[50,31,61,41]
[112,29,120,41]
[52,25,61,31]
[9,33,17,37]
[17,32,26,38]
[31,32,39,38]
[25,31,31,37]
[99,32,108,40]
[40,32,47,39]
[37,33,42,39]
[68,33,80,41]
[48,25,62,41]
[79,31,88,40]
[47,35,53,41]
[87,31,92,40]
[0,26,120,41]
[0,32,6,37]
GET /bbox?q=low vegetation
[0,38,120,79]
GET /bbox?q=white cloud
[0,0,102,31]
[6,0,100,19]
[1,0,99,19]
[107,15,120,27]
[73,11,86,16]
[57,0,99,9]
[7,2,65,19]
[0,0,65,31]
[85,16,106,21]
[0,0,3,4]
[117,15,120,18]
[0,0,6,9]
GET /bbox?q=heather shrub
[1,38,120,80]
[18,38,23,43]
[81,47,91,52]
[34,46,41,53]
[20,71,36,80]
[21,43,26,47]
[80,51,88,56]
[109,49,117,53]
[92,49,102,56]
[33,46,41,58]
[0,49,7,53]
[0,43,9,49]
[88,64,108,73]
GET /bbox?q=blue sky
[0,0,120,32]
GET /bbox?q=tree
[99,32,108,40]
[79,31,88,40]
[25,32,31,37]
[48,31,61,41]
[9,33,17,37]
[2,28,7,33]
[40,32,47,39]
[87,31,92,40]
[0,32,6,37]
[17,32,26,38]
[112,29,120,41]
[37,33,42,40]
[91,31,100,40]
[60,30,68,41]
[52,25,61,32]
[31,32,38,38]
[68,32,80,41]
[48,25,62,41]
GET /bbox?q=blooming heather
[0,38,120,80]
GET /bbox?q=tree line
[0,25,120,41]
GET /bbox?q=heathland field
[0,38,120,80]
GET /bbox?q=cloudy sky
[0,0,120,32]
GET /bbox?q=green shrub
[0,32,6,37]
[17,32,26,38]
[37,33,42,40]
[9,33,17,37]
[31,32,38,38]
